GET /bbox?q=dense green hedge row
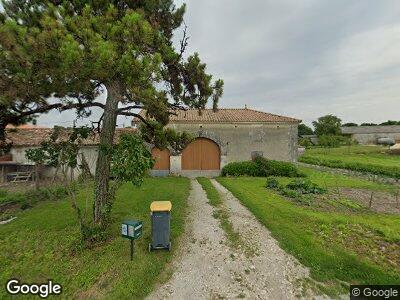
[221,157,304,177]
[299,156,400,179]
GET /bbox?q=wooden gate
[181,138,220,170]
[151,148,170,170]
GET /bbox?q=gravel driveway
[147,179,314,299]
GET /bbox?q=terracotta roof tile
[135,108,300,124]
[6,128,136,147]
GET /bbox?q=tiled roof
[6,127,136,147]
[135,108,300,124]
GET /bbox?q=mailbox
[121,220,142,240]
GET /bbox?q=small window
[251,151,263,160]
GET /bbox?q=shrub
[318,135,343,148]
[254,157,304,177]
[221,157,304,177]
[285,178,326,194]
[299,137,313,148]
[266,177,279,189]
[221,161,262,177]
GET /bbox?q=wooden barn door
[152,148,170,170]
[182,138,220,170]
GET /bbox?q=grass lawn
[0,177,190,299]
[217,169,400,294]
[299,145,400,178]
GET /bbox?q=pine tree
[0,0,223,230]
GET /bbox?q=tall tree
[0,1,223,230]
[312,114,342,136]
[298,123,313,136]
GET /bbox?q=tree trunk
[93,82,122,226]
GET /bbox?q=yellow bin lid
[150,201,172,212]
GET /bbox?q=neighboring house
[134,108,300,177]
[341,125,400,145]
[1,127,135,182]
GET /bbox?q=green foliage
[111,134,154,186]
[221,157,304,177]
[285,178,327,194]
[380,120,400,126]
[253,157,305,177]
[139,120,193,152]
[312,115,342,136]
[0,177,190,298]
[342,122,358,127]
[299,145,400,179]
[217,177,400,292]
[298,123,314,136]
[0,184,70,208]
[265,177,279,189]
[299,137,314,148]
[25,126,91,168]
[299,156,400,179]
[265,177,326,206]
[0,1,223,133]
[221,161,261,177]
[318,135,344,148]
[361,123,377,126]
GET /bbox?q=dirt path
[148,179,313,299]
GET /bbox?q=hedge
[299,156,400,179]
[221,157,304,177]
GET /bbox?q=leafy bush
[221,157,304,177]
[299,137,313,148]
[254,157,305,177]
[266,177,279,189]
[299,156,400,179]
[265,177,324,206]
[318,135,343,148]
[221,161,262,177]
[285,178,326,194]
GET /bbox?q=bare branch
[179,21,189,57]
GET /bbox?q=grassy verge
[197,177,241,250]
[0,184,71,207]
[0,177,190,299]
[299,146,400,179]
[217,172,400,295]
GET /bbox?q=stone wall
[342,125,400,145]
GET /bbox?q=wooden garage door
[182,138,220,170]
[152,148,170,170]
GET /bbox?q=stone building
[135,108,300,177]
[1,108,300,180]
[341,125,400,145]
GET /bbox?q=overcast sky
[24,1,400,127]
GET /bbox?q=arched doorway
[181,138,220,170]
[151,148,170,170]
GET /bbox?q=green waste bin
[149,201,172,251]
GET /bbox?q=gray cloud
[35,0,400,127]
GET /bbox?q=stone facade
[342,125,400,145]
[152,122,298,177]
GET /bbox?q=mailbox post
[121,220,142,260]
